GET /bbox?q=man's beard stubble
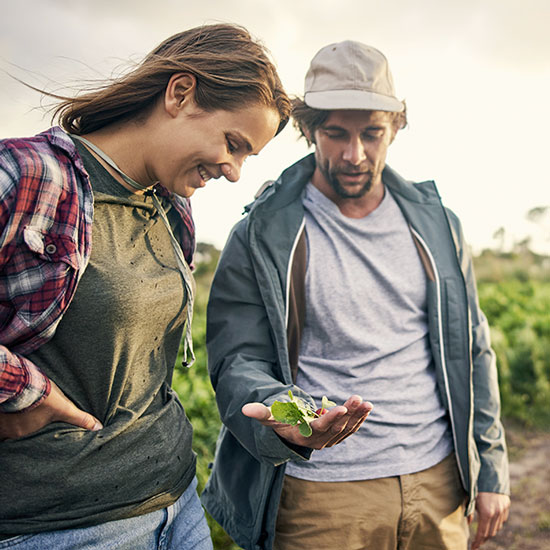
[319,161,374,199]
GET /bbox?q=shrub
[478,280,550,427]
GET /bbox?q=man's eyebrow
[321,124,386,132]
[321,124,347,131]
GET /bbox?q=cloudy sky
[1,0,549,253]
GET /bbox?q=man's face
[311,110,395,200]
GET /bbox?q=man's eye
[325,132,345,140]
[363,131,384,140]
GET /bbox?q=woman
[0,23,289,549]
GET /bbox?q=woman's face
[146,100,280,198]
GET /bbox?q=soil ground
[469,421,550,549]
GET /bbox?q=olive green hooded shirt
[0,141,195,534]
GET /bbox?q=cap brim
[305,90,404,112]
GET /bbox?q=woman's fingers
[0,380,102,440]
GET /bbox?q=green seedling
[270,391,336,437]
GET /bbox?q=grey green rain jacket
[201,154,509,550]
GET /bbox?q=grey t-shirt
[286,183,452,481]
[0,141,196,534]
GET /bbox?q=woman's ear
[164,73,197,117]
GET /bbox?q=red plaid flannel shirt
[0,127,195,412]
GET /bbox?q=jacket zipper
[410,227,467,489]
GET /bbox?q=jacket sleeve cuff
[477,470,510,495]
[255,424,313,465]
[276,433,313,459]
[0,354,51,413]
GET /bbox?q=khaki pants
[273,453,469,550]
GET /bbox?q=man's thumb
[242,403,272,421]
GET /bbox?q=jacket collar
[252,153,441,214]
[382,164,441,205]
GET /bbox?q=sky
[1,0,549,254]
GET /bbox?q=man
[201,41,510,550]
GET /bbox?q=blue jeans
[0,477,213,550]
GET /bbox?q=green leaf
[270,401,303,425]
[270,392,337,437]
[288,391,316,417]
[298,421,313,437]
[322,396,336,409]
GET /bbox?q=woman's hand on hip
[0,380,103,440]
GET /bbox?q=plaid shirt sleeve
[0,131,87,412]
[0,347,51,412]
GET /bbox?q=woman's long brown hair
[49,24,290,135]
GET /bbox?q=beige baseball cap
[304,41,404,112]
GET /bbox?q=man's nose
[342,137,367,165]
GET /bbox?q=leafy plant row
[477,279,550,428]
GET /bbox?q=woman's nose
[221,160,242,182]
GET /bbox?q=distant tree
[526,205,550,256]
[193,243,221,280]
[526,205,550,224]
[492,226,506,252]
[513,236,532,255]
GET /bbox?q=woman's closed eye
[226,136,239,154]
